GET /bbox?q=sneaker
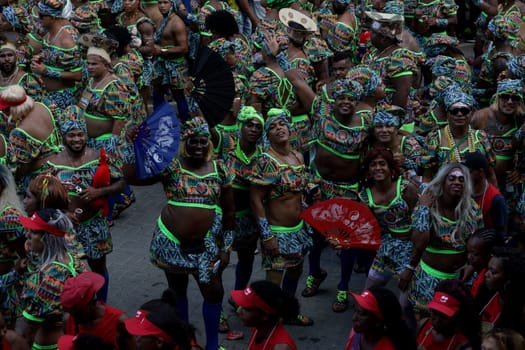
[301,270,328,297]
[332,290,349,313]
[219,311,230,333]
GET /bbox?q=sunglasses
[448,107,471,116]
[499,93,522,102]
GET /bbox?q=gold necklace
[444,125,475,162]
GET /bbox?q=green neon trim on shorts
[32,344,58,350]
[235,208,251,217]
[425,246,464,255]
[420,260,459,279]
[270,220,304,233]
[157,216,211,244]
[23,311,45,323]
[167,201,220,212]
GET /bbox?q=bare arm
[390,75,413,109]
[138,20,155,57]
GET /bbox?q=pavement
[106,184,368,349]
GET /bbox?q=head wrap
[38,0,65,17]
[497,79,523,97]
[345,65,382,97]
[265,108,291,134]
[382,1,404,16]
[2,7,20,29]
[60,105,87,136]
[208,38,237,59]
[238,106,265,126]
[334,0,351,5]
[507,55,525,80]
[332,79,363,100]
[182,117,210,140]
[0,41,16,53]
[266,0,294,9]
[429,77,459,103]
[366,11,403,41]
[427,55,456,77]
[424,33,458,57]
[488,15,518,40]
[373,111,400,127]
[70,5,100,33]
[443,86,475,110]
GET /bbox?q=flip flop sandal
[226,330,244,340]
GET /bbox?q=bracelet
[405,264,417,271]
[263,235,275,242]
[221,229,235,249]
[46,69,62,79]
[436,18,448,28]
[276,51,291,72]
[257,217,273,241]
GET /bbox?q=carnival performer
[30,0,82,110]
[422,88,497,185]
[1,85,61,191]
[0,165,27,328]
[47,109,125,303]
[124,289,201,350]
[417,279,480,349]
[413,0,457,45]
[401,163,483,316]
[19,208,85,349]
[153,0,189,121]
[230,280,298,350]
[61,272,135,350]
[344,287,417,350]
[116,0,156,113]
[360,148,418,309]
[225,106,264,293]
[318,0,359,58]
[473,247,525,335]
[129,117,234,350]
[369,111,423,180]
[250,110,313,326]
[0,37,42,100]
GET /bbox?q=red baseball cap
[61,272,104,309]
[57,335,76,350]
[124,309,174,343]
[350,290,383,320]
[427,291,461,317]
[19,212,66,237]
[230,285,277,315]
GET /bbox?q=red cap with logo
[350,290,383,320]
[427,291,461,317]
[230,285,277,315]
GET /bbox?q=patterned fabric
[423,33,458,57]
[303,35,333,63]
[0,72,44,101]
[400,135,424,176]
[42,87,79,111]
[249,67,297,113]
[213,124,237,159]
[149,215,221,284]
[40,25,82,75]
[249,152,307,200]
[262,221,312,270]
[370,234,412,277]
[442,87,475,109]
[74,213,112,259]
[291,57,316,86]
[507,55,525,80]
[82,77,129,122]
[22,253,85,322]
[71,4,100,33]
[332,79,363,99]
[160,159,233,203]
[0,269,22,327]
[479,50,513,87]
[322,15,359,55]
[38,0,65,17]
[265,108,291,134]
[154,57,189,90]
[422,128,496,170]
[497,79,523,96]
[414,0,458,28]
[182,116,210,140]
[487,14,519,40]
[197,1,242,32]
[233,211,258,245]
[373,111,400,127]
[345,65,382,98]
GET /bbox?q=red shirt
[345,329,396,350]
[248,321,297,350]
[66,303,124,350]
[416,319,470,349]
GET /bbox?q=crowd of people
[0,0,525,347]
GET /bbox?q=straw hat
[279,8,317,32]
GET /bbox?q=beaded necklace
[444,125,476,162]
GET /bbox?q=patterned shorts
[87,134,124,169]
[408,259,459,313]
[319,176,359,201]
[76,212,112,259]
[150,215,221,284]
[42,86,78,111]
[154,58,189,90]
[233,209,258,251]
[262,221,313,271]
[370,235,413,278]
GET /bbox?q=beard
[0,62,16,76]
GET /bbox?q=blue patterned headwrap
[334,0,352,4]
[443,86,475,110]
[488,14,518,40]
[182,117,210,140]
[38,0,65,17]
[507,55,525,80]
[345,65,382,97]
[383,1,404,16]
[497,79,523,97]
[265,108,291,134]
[373,111,400,127]
[1,7,20,29]
[332,79,363,100]
[238,106,265,126]
[60,106,87,136]
[427,55,456,77]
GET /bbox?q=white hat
[279,8,317,32]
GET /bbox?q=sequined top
[250,152,307,200]
[160,159,233,205]
[359,178,412,236]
